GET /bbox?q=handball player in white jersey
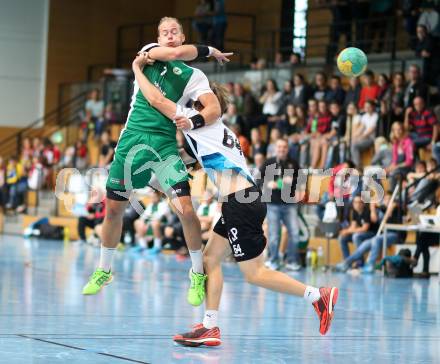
[132,56,339,346]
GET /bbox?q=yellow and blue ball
[337,47,368,77]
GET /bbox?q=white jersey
[175,105,254,186]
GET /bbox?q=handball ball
[337,47,368,77]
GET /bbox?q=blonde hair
[210,81,231,114]
[158,17,183,34]
[374,136,388,150]
[389,121,406,143]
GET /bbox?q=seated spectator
[326,75,346,105]
[104,103,118,124]
[325,101,346,168]
[266,128,282,159]
[291,73,309,107]
[42,138,61,169]
[250,128,267,158]
[408,158,439,204]
[251,152,266,180]
[232,83,258,138]
[381,72,406,130]
[403,64,428,108]
[342,102,361,159]
[258,79,282,136]
[0,157,6,211]
[338,195,375,262]
[335,192,403,273]
[162,212,186,252]
[287,104,306,161]
[370,136,392,168]
[196,190,218,243]
[84,89,105,139]
[120,199,145,247]
[358,71,381,111]
[305,100,332,169]
[98,130,116,168]
[311,72,329,101]
[32,137,43,158]
[344,77,361,109]
[27,156,45,192]
[377,74,390,102]
[230,124,250,158]
[134,191,170,253]
[222,103,243,128]
[404,96,439,160]
[76,193,106,244]
[73,140,88,170]
[20,137,33,168]
[192,0,212,44]
[279,80,294,114]
[351,100,378,167]
[386,121,415,191]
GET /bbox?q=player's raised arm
[132,55,177,120]
[142,45,233,64]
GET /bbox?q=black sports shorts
[213,185,267,262]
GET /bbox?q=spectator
[344,77,362,109]
[409,158,439,204]
[222,103,243,128]
[404,96,439,158]
[403,64,428,108]
[306,100,332,169]
[0,157,6,211]
[258,79,282,137]
[121,199,145,247]
[76,194,106,244]
[377,74,391,102]
[162,212,186,252]
[104,103,118,124]
[414,24,440,87]
[287,104,306,161]
[279,80,294,115]
[370,136,393,168]
[32,137,43,158]
[251,152,266,180]
[232,83,258,138]
[84,89,105,139]
[196,190,218,243]
[134,191,170,253]
[266,128,282,159]
[5,157,23,210]
[193,0,212,44]
[230,124,250,158]
[211,0,227,50]
[259,138,302,271]
[325,101,346,168]
[351,100,378,167]
[20,137,33,167]
[342,102,362,160]
[311,72,329,101]
[250,128,267,158]
[367,0,393,52]
[386,121,415,191]
[417,4,440,38]
[338,195,374,262]
[42,138,61,168]
[358,71,381,110]
[73,140,88,170]
[382,72,406,128]
[291,73,309,107]
[27,156,45,192]
[326,75,346,105]
[98,130,116,168]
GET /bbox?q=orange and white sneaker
[312,287,339,335]
[173,323,221,347]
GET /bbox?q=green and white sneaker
[82,268,113,295]
[187,269,207,306]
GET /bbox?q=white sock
[153,237,162,250]
[138,237,147,249]
[304,286,320,304]
[189,249,204,274]
[99,246,116,272]
[203,310,218,329]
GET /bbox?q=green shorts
[106,129,188,193]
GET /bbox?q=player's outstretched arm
[145,45,233,64]
[132,56,177,120]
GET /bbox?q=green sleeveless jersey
[125,43,211,136]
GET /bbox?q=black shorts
[213,186,267,262]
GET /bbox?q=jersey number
[222,129,243,155]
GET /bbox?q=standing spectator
[404,64,428,108]
[98,130,116,168]
[351,100,378,167]
[76,193,106,244]
[5,157,23,209]
[367,0,394,52]
[85,89,105,139]
[259,138,302,271]
[344,77,362,108]
[311,72,329,101]
[404,96,439,157]
[386,121,415,191]
[193,0,212,44]
[326,75,346,105]
[291,73,309,107]
[358,71,381,110]
[414,24,440,87]
[211,0,227,50]
[338,195,374,261]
